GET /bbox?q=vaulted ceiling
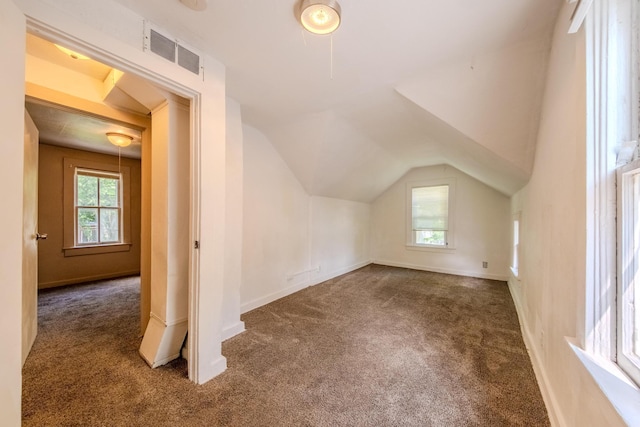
[31,0,565,202]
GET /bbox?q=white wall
[509,2,625,426]
[309,196,371,283]
[371,164,510,280]
[241,125,371,314]
[0,2,27,425]
[222,98,244,339]
[241,124,311,312]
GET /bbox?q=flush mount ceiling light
[106,132,133,148]
[54,44,90,60]
[299,0,341,35]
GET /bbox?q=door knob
[36,232,48,240]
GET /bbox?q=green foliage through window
[76,170,121,245]
[415,230,446,246]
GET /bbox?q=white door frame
[22,3,227,384]
[1,1,28,424]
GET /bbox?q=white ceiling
[31,0,564,201]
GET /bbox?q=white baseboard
[39,270,140,289]
[240,261,371,314]
[194,355,227,385]
[241,280,310,314]
[373,259,509,281]
[508,280,566,427]
[222,321,246,341]
[309,260,371,286]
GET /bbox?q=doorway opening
[23,30,196,376]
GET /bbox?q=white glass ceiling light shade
[106,132,133,148]
[300,0,341,35]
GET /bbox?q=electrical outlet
[482,261,488,268]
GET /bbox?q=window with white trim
[63,157,132,257]
[407,179,455,249]
[584,0,640,393]
[511,213,520,277]
[75,169,121,245]
[612,0,640,387]
[617,160,640,385]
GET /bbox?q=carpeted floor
[22,264,550,426]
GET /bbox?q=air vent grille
[178,45,200,75]
[144,22,202,76]
[150,29,176,62]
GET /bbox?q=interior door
[22,109,39,365]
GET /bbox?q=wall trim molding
[241,280,310,314]
[310,260,371,286]
[39,271,140,289]
[222,321,246,341]
[240,261,371,314]
[374,259,509,281]
[584,0,617,360]
[197,356,227,386]
[508,280,566,427]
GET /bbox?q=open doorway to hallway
[23,31,192,373]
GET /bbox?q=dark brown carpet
[22,264,549,426]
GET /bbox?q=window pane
[415,230,446,246]
[77,175,98,206]
[513,219,520,271]
[73,167,125,248]
[634,174,640,360]
[100,208,120,243]
[77,208,98,244]
[99,177,119,207]
[635,278,639,356]
[619,164,640,384]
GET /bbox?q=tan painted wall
[38,143,141,288]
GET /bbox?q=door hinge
[194,240,200,249]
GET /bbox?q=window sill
[406,244,456,254]
[566,337,640,426]
[63,243,132,257]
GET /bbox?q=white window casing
[617,159,640,386]
[511,212,521,278]
[75,168,123,246]
[63,157,132,257]
[575,0,640,424]
[406,178,456,251]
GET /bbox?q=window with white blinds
[407,179,455,249]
